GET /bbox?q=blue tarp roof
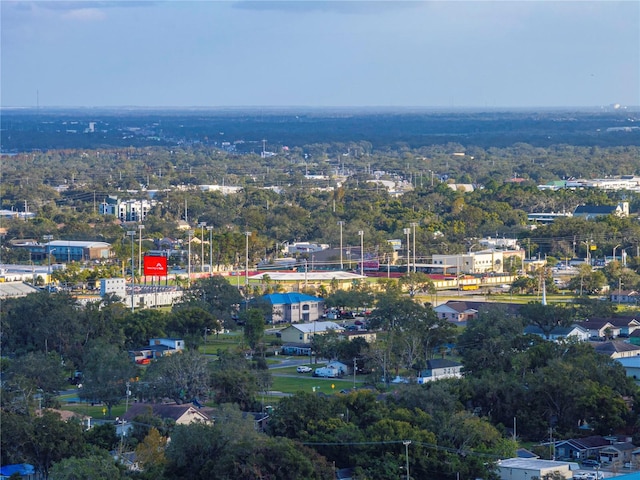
[0,464,35,476]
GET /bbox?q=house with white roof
[497,458,577,480]
[279,321,344,345]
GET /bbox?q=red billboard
[143,255,168,276]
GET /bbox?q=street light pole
[358,230,364,274]
[338,221,344,270]
[47,248,56,287]
[138,224,145,279]
[613,244,621,263]
[43,235,54,286]
[410,222,418,272]
[403,440,411,480]
[199,222,207,273]
[245,231,252,287]
[187,230,194,287]
[127,231,136,312]
[207,226,214,276]
[403,228,411,274]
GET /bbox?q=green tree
[134,427,167,472]
[175,276,242,330]
[166,306,218,350]
[143,350,211,404]
[79,343,136,417]
[84,422,119,451]
[519,303,572,339]
[2,410,86,479]
[243,308,265,353]
[49,453,123,480]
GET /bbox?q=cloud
[60,7,107,20]
[232,0,423,15]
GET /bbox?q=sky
[1,0,639,108]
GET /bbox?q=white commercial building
[497,458,578,480]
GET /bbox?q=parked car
[296,366,312,373]
[582,460,600,467]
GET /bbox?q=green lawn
[59,402,128,420]
[270,373,363,395]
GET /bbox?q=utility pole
[138,224,145,279]
[353,357,357,389]
[245,231,252,287]
[404,228,411,274]
[127,231,136,312]
[410,222,418,272]
[403,440,411,480]
[338,221,344,270]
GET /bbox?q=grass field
[270,374,363,396]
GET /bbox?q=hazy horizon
[2,1,638,109]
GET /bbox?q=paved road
[268,356,326,370]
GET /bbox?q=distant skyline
[2,1,638,109]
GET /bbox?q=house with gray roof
[554,435,613,461]
[594,341,640,359]
[417,359,463,384]
[524,324,589,342]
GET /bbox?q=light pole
[613,244,621,263]
[403,228,411,274]
[199,222,207,272]
[403,440,411,480]
[127,230,136,312]
[207,226,214,276]
[138,224,145,277]
[358,230,364,274]
[43,235,54,285]
[47,248,56,287]
[187,230,194,287]
[245,231,252,287]
[410,222,418,272]
[338,221,344,270]
[581,240,592,266]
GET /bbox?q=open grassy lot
[270,374,364,395]
[58,402,128,420]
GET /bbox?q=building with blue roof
[259,292,324,324]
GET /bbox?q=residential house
[280,321,344,345]
[128,338,184,364]
[123,403,212,426]
[554,435,618,460]
[257,292,324,324]
[497,458,576,480]
[610,290,640,305]
[434,301,478,323]
[583,317,640,338]
[599,442,637,466]
[433,300,521,324]
[630,330,640,347]
[577,319,619,340]
[523,324,589,342]
[594,341,640,359]
[417,359,463,384]
[338,330,377,344]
